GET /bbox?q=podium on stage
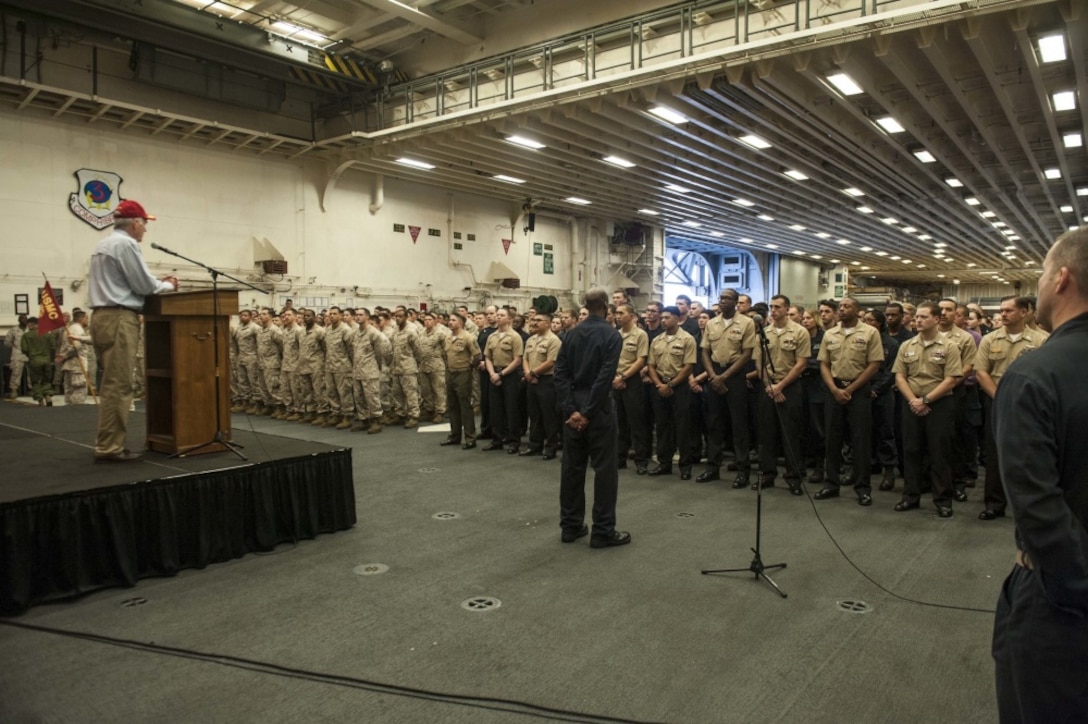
[143,290,240,455]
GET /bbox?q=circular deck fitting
[837,599,872,614]
[432,511,461,520]
[675,512,696,518]
[461,596,502,612]
[353,563,389,576]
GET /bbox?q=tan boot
[432,413,444,424]
[231,404,246,413]
[245,404,261,415]
[350,420,365,432]
[311,415,327,426]
[335,416,352,430]
[403,417,418,429]
[301,412,315,423]
[285,411,302,421]
[367,419,382,434]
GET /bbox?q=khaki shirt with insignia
[444,329,480,372]
[391,324,423,375]
[485,329,524,369]
[649,328,697,381]
[817,323,885,381]
[892,334,964,397]
[296,325,326,376]
[524,331,561,374]
[618,326,650,377]
[940,325,977,371]
[352,324,389,380]
[701,313,757,366]
[755,320,811,384]
[975,327,1047,382]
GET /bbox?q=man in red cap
[87,199,178,462]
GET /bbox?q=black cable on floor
[0,619,663,724]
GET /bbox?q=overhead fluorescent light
[876,116,905,134]
[890,255,901,260]
[901,226,917,233]
[271,21,303,34]
[861,266,870,270]
[565,197,591,205]
[1060,205,1074,213]
[294,28,329,43]
[1078,187,1088,196]
[396,157,435,170]
[980,210,996,218]
[789,224,806,231]
[638,208,659,216]
[682,221,702,228]
[648,106,687,124]
[875,251,889,256]
[603,155,636,168]
[1005,245,1018,250]
[965,197,980,206]
[738,134,772,149]
[665,184,692,193]
[901,259,912,264]
[792,250,806,255]
[856,205,874,213]
[1064,132,1083,148]
[784,169,809,181]
[919,234,932,240]
[739,238,754,243]
[810,255,822,260]
[494,174,526,184]
[765,243,779,249]
[836,239,851,245]
[732,198,755,207]
[829,259,840,264]
[1053,91,1076,112]
[1001,229,1017,236]
[860,246,873,251]
[1044,167,1062,180]
[933,242,948,247]
[881,217,898,225]
[937,273,946,279]
[992,221,1007,228]
[757,214,775,221]
[913,150,937,163]
[709,231,725,238]
[826,73,863,96]
[816,232,832,239]
[1037,33,1067,63]
[505,135,545,149]
[842,187,866,197]
[945,177,964,188]
[966,263,977,267]
[916,264,926,268]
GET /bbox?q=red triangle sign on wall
[502,238,512,255]
[409,225,421,243]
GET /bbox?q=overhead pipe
[369,173,384,214]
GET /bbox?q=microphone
[751,313,768,344]
[150,242,175,254]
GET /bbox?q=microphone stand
[702,316,788,598]
[150,243,263,460]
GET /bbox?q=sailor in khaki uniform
[612,304,650,473]
[815,296,884,505]
[892,302,963,517]
[521,313,562,459]
[974,295,1048,519]
[440,312,481,448]
[647,306,697,479]
[754,295,811,494]
[483,308,524,453]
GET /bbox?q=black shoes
[695,470,720,483]
[979,509,1005,521]
[731,473,750,489]
[937,506,953,518]
[752,476,775,491]
[94,449,143,463]
[814,487,840,500]
[787,482,803,496]
[439,437,461,446]
[879,471,895,491]
[519,448,542,457]
[646,465,672,476]
[590,530,632,548]
[461,442,477,450]
[680,467,692,481]
[506,446,519,454]
[857,493,873,507]
[561,525,589,543]
[617,460,628,470]
[635,463,648,475]
[953,490,969,503]
[482,442,504,451]
[542,451,557,460]
[894,500,920,512]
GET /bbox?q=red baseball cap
[113,199,156,221]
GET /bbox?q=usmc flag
[37,281,66,335]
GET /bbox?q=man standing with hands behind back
[88,199,178,462]
[555,289,629,548]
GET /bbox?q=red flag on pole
[37,281,66,335]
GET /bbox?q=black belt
[92,305,139,313]
[833,378,855,388]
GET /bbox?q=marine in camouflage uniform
[389,308,423,427]
[418,312,449,423]
[255,307,284,416]
[350,308,389,433]
[322,306,355,429]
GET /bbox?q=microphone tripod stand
[702,320,788,598]
[151,243,262,461]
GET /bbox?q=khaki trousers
[91,308,139,456]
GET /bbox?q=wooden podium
[143,290,240,455]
